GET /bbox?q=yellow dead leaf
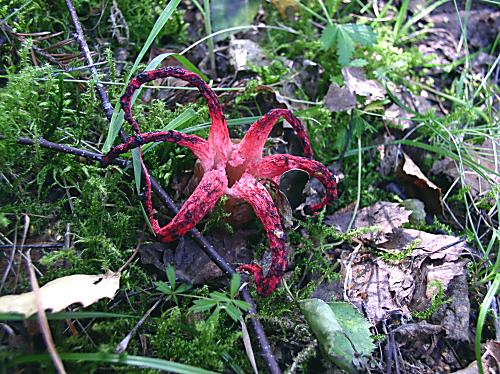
[270,0,298,18]
[0,272,120,317]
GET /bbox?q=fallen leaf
[334,203,471,326]
[426,261,466,298]
[140,229,257,286]
[228,39,268,71]
[342,67,385,103]
[397,152,443,215]
[430,139,500,198]
[0,272,120,317]
[270,0,298,18]
[325,201,412,244]
[300,298,374,373]
[324,83,357,113]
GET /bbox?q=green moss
[378,238,422,263]
[413,280,452,320]
[150,307,249,372]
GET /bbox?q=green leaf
[320,23,376,66]
[343,24,376,46]
[328,302,375,357]
[132,148,142,195]
[12,352,217,374]
[209,291,231,302]
[336,27,356,66]
[230,273,241,298]
[233,300,252,311]
[300,298,374,373]
[190,299,217,313]
[166,264,176,289]
[320,24,337,50]
[224,304,242,322]
[175,283,192,293]
[155,281,172,295]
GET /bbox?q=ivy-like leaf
[320,23,376,66]
[320,24,337,50]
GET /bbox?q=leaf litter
[324,201,471,343]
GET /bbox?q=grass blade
[103,0,182,153]
[12,352,218,374]
[475,274,500,374]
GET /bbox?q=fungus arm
[120,67,230,161]
[246,154,337,212]
[102,131,213,171]
[145,166,228,243]
[230,109,313,168]
[226,173,288,297]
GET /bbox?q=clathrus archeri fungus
[103,67,337,296]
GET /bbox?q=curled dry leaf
[342,67,385,103]
[397,152,443,215]
[430,138,500,198]
[0,272,120,317]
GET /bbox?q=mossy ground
[0,0,498,372]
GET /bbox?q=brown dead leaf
[430,139,500,198]
[342,67,386,103]
[426,261,466,298]
[384,88,434,130]
[325,201,412,244]
[338,202,470,330]
[397,152,443,215]
[324,83,357,113]
[379,228,467,263]
[0,272,120,317]
[270,0,298,18]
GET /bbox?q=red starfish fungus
[103,67,337,296]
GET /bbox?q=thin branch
[65,0,115,122]
[0,243,64,250]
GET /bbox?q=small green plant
[379,238,422,263]
[202,196,234,235]
[155,264,193,304]
[189,273,251,322]
[320,23,376,66]
[413,280,452,320]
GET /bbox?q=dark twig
[0,243,64,250]
[63,3,281,372]
[65,0,115,123]
[0,22,64,67]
